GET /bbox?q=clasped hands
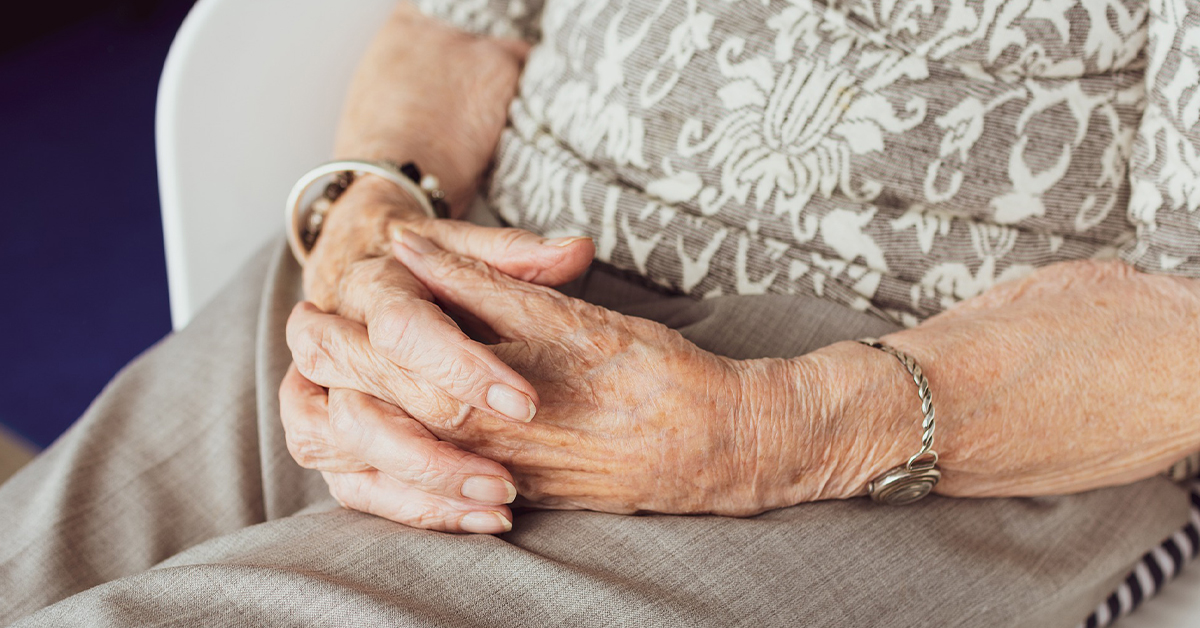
[278,3,883,534]
[281,188,1200,536]
[281,194,860,534]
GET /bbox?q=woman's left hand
[284,229,889,519]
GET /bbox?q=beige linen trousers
[0,240,1187,627]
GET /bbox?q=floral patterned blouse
[420,0,1200,326]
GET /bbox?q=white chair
[156,0,395,330]
[153,1,1200,625]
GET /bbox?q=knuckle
[432,352,489,397]
[289,323,324,376]
[494,228,530,256]
[293,322,348,382]
[285,429,332,469]
[284,305,312,352]
[579,299,617,326]
[327,393,375,453]
[393,213,429,232]
[421,390,474,430]
[399,498,462,531]
[445,403,475,429]
[432,252,487,282]
[338,258,388,308]
[409,448,451,488]
[409,508,446,530]
[329,474,372,513]
[368,306,417,358]
[410,443,473,488]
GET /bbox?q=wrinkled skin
[286,239,1200,528]
[329,3,528,213]
[882,259,1200,497]
[281,3,597,533]
[286,230,868,520]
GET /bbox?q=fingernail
[487,383,536,422]
[396,228,438,254]
[461,476,518,504]
[460,511,512,534]
[544,236,592,248]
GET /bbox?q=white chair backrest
[156,0,394,330]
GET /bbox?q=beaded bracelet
[285,159,448,266]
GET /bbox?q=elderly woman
[2,0,1199,626]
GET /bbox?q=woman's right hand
[299,0,597,422]
[283,180,595,534]
[278,2,596,532]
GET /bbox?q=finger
[287,302,473,423]
[336,258,539,422]
[326,387,517,506]
[391,229,582,341]
[286,302,538,427]
[323,470,513,534]
[394,220,594,287]
[278,364,372,473]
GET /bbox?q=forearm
[775,263,1200,501]
[332,4,525,214]
[883,272,1200,496]
[733,346,915,507]
[304,2,528,307]
[333,105,477,213]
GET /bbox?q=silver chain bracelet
[857,338,941,505]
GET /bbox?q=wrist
[814,340,936,497]
[303,174,427,310]
[333,136,475,214]
[735,342,918,508]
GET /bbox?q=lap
[1,238,1187,627]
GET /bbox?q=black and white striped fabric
[1082,460,1200,628]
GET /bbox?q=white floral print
[427,0,1194,325]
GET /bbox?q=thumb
[393,220,594,286]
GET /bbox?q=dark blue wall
[0,1,195,448]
